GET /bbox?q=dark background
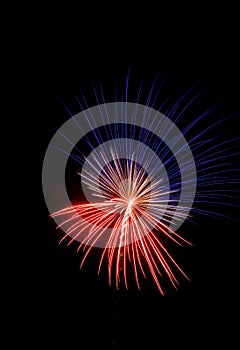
[5,8,240,349]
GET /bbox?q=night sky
[5,12,240,349]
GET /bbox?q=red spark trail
[50,150,192,295]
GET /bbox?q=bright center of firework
[128,198,134,207]
[113,177,142,221]
[119,179,136,210]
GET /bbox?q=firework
[42,68,239,295]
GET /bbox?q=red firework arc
[50,149,192,295]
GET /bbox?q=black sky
[4,11,240,349]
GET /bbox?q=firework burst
[42,67,240,295]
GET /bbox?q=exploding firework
[42,67,239,295]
